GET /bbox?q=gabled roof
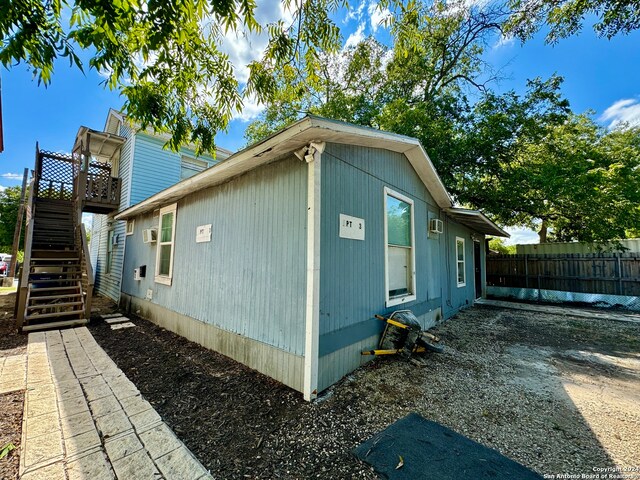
[115,115,508,237]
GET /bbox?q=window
[155,203,177,285]
[126,219,135,236]
[106,230,114,274]
[456,237,466,287]
[384,187,416,307]
[180,155,209,180]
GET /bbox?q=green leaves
[505,0,640,43]
[1,0,343,154]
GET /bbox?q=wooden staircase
[15,147,113,332]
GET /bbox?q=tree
[1,0,344,154]
[474,114,640,243]
[489,237,516,254]
[506,0,640,43]
[0,186,24,249]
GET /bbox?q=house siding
[129,133,216,205]
[91,126,216,302]
[317,143,452,391]
[121,156,308,390]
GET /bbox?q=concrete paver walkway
[477,298,640,324]
[20,327,212,480]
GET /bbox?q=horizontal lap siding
[122,156,307,356]
[130,134,217,205]
[91,123,134,301]
[319,143,444,359]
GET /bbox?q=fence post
[524,254,529,289]
[616,253,623,296]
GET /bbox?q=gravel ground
[89,299,640,479]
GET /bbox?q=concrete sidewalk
[476,298,640,324]
[19,327,212,480]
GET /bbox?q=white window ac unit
[142,228,157,244]
[429,218,444,234]
[133,268,141,281]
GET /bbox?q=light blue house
[114,116,507,400]
[85,109,232,301]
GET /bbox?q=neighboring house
[115,116,508,400]
[86,109,232,302]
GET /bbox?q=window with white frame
[155,204,177,285]
[384,187,416,306]
[456,237,466,287]
[126,219,135,236]
[106,230,115,274]
[180,155,209,180]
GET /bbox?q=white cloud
[344,0,367,23]
[220,0,294,84]
[600,98,640,129]
[0,185,5,192]
[493,33,515,49]
[504,227,539,245]
[233,93,266,121]
[368,2,391,33]
[1,173,24,180]
[344,23,366,49]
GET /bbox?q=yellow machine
[361,311,443,357]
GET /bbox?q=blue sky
[1,2,639,244]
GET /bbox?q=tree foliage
[0,186,24,248]
[1,0,344,154]
[246,0,640,244]
[506,0,640,43]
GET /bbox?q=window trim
[180,155,209,180]
[456,236,466,288]
[155,203,177,286]
[106,229,115,275]
[384,187,416,307]
[125,219,135,236]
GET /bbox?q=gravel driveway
[89,301,640,479]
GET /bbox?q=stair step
[22,318,88,332]
[30,267,81,272]
[29,293,83,301]
[28,301,83,310]
[25,309,84,320]
[28,278,81,284]
[29,285,79,293]
[30,258,80,263]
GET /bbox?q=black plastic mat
[353,413,543,480]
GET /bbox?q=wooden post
[616,253,623,296]
[524,254,529,289]
[5,168,28,286]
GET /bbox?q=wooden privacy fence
[487,253,640,297]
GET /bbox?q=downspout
[302,141,325,402]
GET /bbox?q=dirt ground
[1,290,639,479]
[88,299,640,479]
[0,291,26,480]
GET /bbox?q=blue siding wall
[92,126,216,301]
[317,142,480,391]
[91,122,133,301]
[130,133,217,205]
[122,156,308,355]
[441,218,480,318]
[318,143,445,355]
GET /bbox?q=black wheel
[423,341,444,354]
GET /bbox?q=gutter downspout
[303,141,324,401]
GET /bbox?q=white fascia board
[116,116,456,220]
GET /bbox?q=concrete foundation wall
[120,293,305,393]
